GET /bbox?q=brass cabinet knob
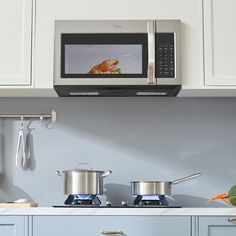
[227,217,236,222]
[101,231,124,235]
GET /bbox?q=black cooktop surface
[52,205,182,208]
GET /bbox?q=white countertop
[0,207,236,216]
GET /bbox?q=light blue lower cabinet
[3,214,236,236]
[199,216,236,236]
[0,216,28,236]
[32,216,191,236]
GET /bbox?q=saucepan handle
[101,170,112,178]
[171,172,203,185]
[55,170,63,177]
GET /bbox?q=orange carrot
[210,193,230,201]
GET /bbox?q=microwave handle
[147,20,155,84]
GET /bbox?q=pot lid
[63,169,104,173]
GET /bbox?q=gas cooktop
[53,205,181,208]
[53,205,182,208]
[53,194,181,208]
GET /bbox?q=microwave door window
[63,45,143,77]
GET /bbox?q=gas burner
[133,195,168,206]
[64,194,101,206]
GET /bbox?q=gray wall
[0,97,236,207]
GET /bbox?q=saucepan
[55,163,112,195]
[131,172,202,196]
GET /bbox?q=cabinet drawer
[33,216,190,236]
[0,216,27,236]
[199,216,236,236]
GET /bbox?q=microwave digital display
[64,44,143,75]
[60,33,148,78]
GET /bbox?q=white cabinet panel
[0,0,32,86]
[34,0,203,89]
[204,0,236,86]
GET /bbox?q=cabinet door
[33,216,190,236]
[199,216,236,236]
[35,0,203,89]
[203,0,236,86]
[0,0,32,86]
[0,216,27,236]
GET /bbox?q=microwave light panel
[69,92,100,96]
[136,91,168,96]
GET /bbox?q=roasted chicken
[89,59,122,74]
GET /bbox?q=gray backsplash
[0,97,235,207]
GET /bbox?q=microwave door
[54,22,155,86]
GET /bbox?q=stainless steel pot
[55,164,112,195]
[131,172,202,196]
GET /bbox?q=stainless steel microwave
[54,20,181,96]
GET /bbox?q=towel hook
[45,120,54,130]
[39,114,44,127]
[20,115,24,129]
[27,120,35,132]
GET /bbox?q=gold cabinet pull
[227,217,236,222]
[101,231,124,235]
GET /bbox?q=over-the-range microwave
[54,20,181,97]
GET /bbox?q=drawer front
[0,216,27,236]
[33,216,190,236]
[199,216,236,236]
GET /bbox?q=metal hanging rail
[0,109,57,123]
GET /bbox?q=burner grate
[64,194,101,205]
[134,195,168,206]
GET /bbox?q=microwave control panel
[155,33,175,78]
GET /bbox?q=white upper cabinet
[1,0,236,96]
[34,0,203,90]
[0,0,32,86]
[203,0,236,86]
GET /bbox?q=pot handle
[171,172,203,185]
[101,170,112,178]
[55,170,63,177]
